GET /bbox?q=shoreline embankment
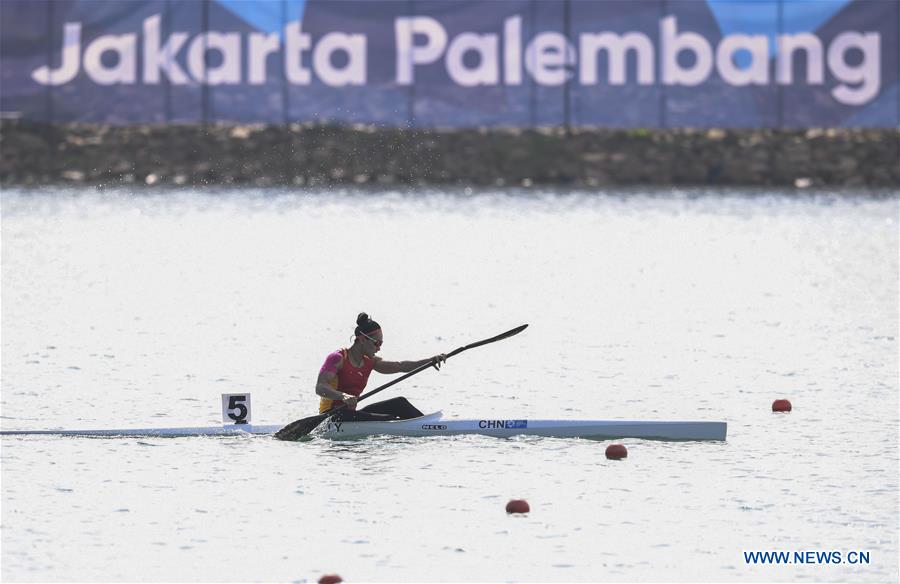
[1,121,897,188]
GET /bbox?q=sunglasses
[359,331,383,348]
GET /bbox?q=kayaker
[315,312,446,421]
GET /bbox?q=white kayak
[318,411,727,441]
[0,411,727,441]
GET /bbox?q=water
[1,187,897,583]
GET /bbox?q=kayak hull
[319,411,727,441]
[1,412,727,441]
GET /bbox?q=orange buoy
[319,575,343,584]
[605,444,628,459]
[506,499,530,514]
[772,399,792,412]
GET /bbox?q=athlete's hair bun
[355,312,381,336]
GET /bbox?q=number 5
[221,393,251,425]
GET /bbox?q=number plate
[221,393,251,425]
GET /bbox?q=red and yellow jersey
[318,348,375,413]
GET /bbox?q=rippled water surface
[2,188,897,582]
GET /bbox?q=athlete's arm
[373,354,446,374]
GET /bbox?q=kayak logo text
[421,424,448,430]
[479,420,528,429]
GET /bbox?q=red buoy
[605,444,628,459]
[506,499,530,514]
[319,575,343,584]
[772,399,792,412]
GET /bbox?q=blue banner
[1,0,897,127]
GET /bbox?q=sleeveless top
[318,348,375,413]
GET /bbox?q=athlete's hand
[431,354,447,371]
[343,395,358,409]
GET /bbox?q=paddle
[273,323,529,441]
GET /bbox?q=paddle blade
[447,324,529,358]
[274,413,329,441]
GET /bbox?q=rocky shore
[1,120,897,188]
